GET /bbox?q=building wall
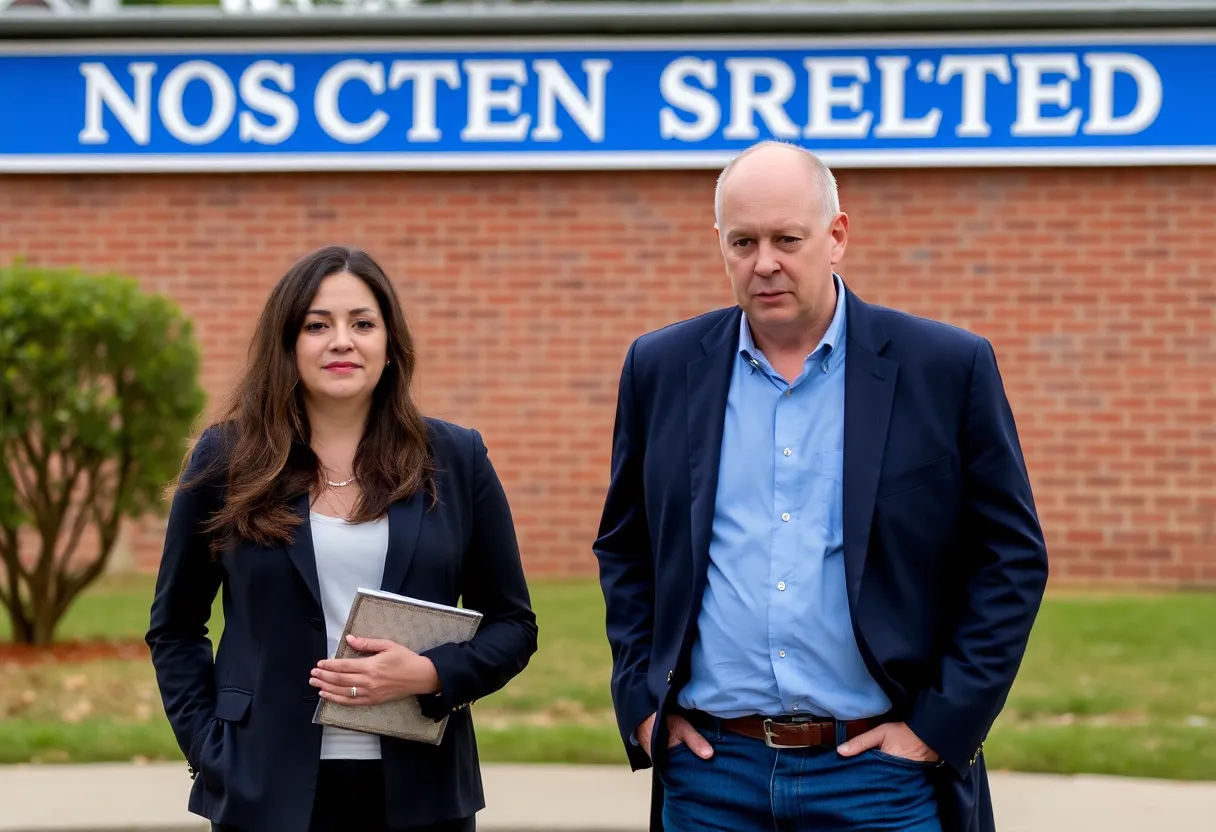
[1,167,1212,586]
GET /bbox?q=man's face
[714,151,848,338]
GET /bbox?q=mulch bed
[0,639,150,666]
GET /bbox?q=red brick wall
[1,167,1212,587]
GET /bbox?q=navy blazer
[593,284,1049,832]
[147,418,538,831]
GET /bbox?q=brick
[0,167,1212,588]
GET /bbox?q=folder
[312,587,482,745]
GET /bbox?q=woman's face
[294,272,388,407]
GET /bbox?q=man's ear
[829,212,849,265]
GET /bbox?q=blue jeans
[658,716,943,832]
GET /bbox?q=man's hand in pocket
[635,712,714,760]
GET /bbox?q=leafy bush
[0,260,206,645]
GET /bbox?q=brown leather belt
[689,710,888,749]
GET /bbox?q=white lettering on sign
[873,56,941,138]
[936,55,1011,138]
[76,56,612,148]
[1011,53,1082,137]
[239,61,297,145]
[659,57,720,141]
[461,59,531,141]
[458,58,611,142]
[78,60,299,146]
[532,58,611,142]
[72,49,1164,152]
[1083,53,1162,135]
[657,50,1164,143]
[78,62,156,145]
[315,59,388,143]
[722,58,800,140]
[387,60,461,142]
[804,57,873,139]
[159,60,237,145]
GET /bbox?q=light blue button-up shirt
[677,275,892,721]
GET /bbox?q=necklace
[326,475,357,488]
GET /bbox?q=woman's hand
[310,634,441,706]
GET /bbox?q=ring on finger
[350,686,358,698]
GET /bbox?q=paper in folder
[312,587,482,745]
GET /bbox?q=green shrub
[0,260,206,645]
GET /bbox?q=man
[592,140,1049,832]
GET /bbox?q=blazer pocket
[196,689,251,795]
[187,716,218,769]
[877,453,954,499]
[214,688,253,723]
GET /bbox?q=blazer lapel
[285,492,322,610]
[687,308,743,591]
[378,494,425,593]
[842,288,898,611]
[284,491,426,607]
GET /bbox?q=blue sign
[1,34,1214,171]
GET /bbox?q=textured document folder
[312,587,482,745]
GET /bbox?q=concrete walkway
[0,762,1212,832]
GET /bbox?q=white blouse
[310,510,389,761]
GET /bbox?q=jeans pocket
[868,748,939,770]
[657,741,696,787]
[661,740,695,767]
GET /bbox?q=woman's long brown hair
[184,245,435,555]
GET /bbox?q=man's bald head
[712,140,849,354]
[714,141,840,229]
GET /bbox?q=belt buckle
[762,718,814,749]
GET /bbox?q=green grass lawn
[1,577,1214,780]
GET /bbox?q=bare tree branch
[0,528,16,611]
[24,426,64,607]
[0,526,30,638]
[52,465,99,595]
[18,430,51,515]
[0,449,34,593]
[6,439,41,517]
[56,451,129,619]
[50,450,83,535]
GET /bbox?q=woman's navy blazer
[146,418,539,831]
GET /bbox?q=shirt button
[779,650,787,658]
[783,448,792,457]
[784,389,792,396]
[777,581,786,591]
[781,512,790,522]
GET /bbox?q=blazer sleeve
[145,427,226,771]
[418,429,538,719]
[591,341,658,771]
[905,338,1050,778]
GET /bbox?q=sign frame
[2,29,1216,172]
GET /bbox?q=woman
[146,245,538,832]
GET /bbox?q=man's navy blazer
[147,418,538,831]
[593,282,1049,832]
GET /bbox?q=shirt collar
[738,272,847,371]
